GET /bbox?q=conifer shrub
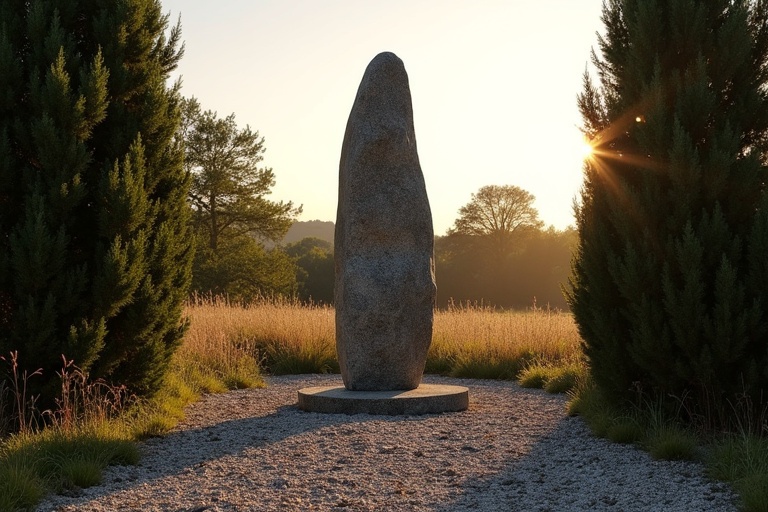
[0,1,193,404]
[568,0,768,425]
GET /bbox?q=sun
[579,137,594,160]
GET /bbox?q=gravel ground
[36,374,739,512]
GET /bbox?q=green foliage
[567,0,768,420]
[0,0,193,402]
[519,362,584,393]
[437,226,576,309]
[285,237,334,304]
[0,460,44,512]
[606,418,644,445]
[193,235,298,302]
[709,435,768,512]
[181,97,300,249]
[448,351,531,381]
[0,424,138,512]
[645,425,698,461]
[180,96,300,301]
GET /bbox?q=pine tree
[181,96,300,251]
[568,0,768,416]
[180,96,301,301]
[0,0,193,400]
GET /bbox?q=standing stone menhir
[297,52,468,414]
[335,51,435,391]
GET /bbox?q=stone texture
[297,384,469,415]
[335,52,436,391]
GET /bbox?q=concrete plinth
[297,384,468,415]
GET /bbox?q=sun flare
[579,138,594,160]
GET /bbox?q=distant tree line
[436,225,576,310]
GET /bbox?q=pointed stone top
[346,52,413,137]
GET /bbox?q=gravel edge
[36,374,739,512]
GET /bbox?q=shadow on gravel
[125,399,413,481]
[435,416,739,512]
[38,375,739,512]
[47,376,478,504]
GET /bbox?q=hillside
[282,220,335,245]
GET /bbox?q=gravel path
[37,374,739,511]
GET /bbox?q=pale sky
[162,0,604,235]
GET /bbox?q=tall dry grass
[184,296,337,375]
[183,297,584,380]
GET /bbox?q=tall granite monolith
[335,52,436,391]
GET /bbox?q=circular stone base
[297,384,469,415]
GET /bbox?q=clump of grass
[569,375,698,460]
[129,368,198,440]
[570,372,768,509]
[266,338,339,375]
[519,361,585,393]
[645,425,698,461]
[566,375,618,437]
[0,354,141,511]
[7,424,139,491]
[518,364,550,388]
[222,355,263,389]
[0,458,44,512]
[708,435,768,512]
[544,366,582,393]
[606,418,644,444]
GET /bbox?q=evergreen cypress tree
[568,0,768,416]
[0,0,192,400]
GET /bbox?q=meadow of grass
[183,296,585,382]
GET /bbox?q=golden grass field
[182,297,584,380]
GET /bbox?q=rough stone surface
[335,51,435,391]
[297,384,469,415]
